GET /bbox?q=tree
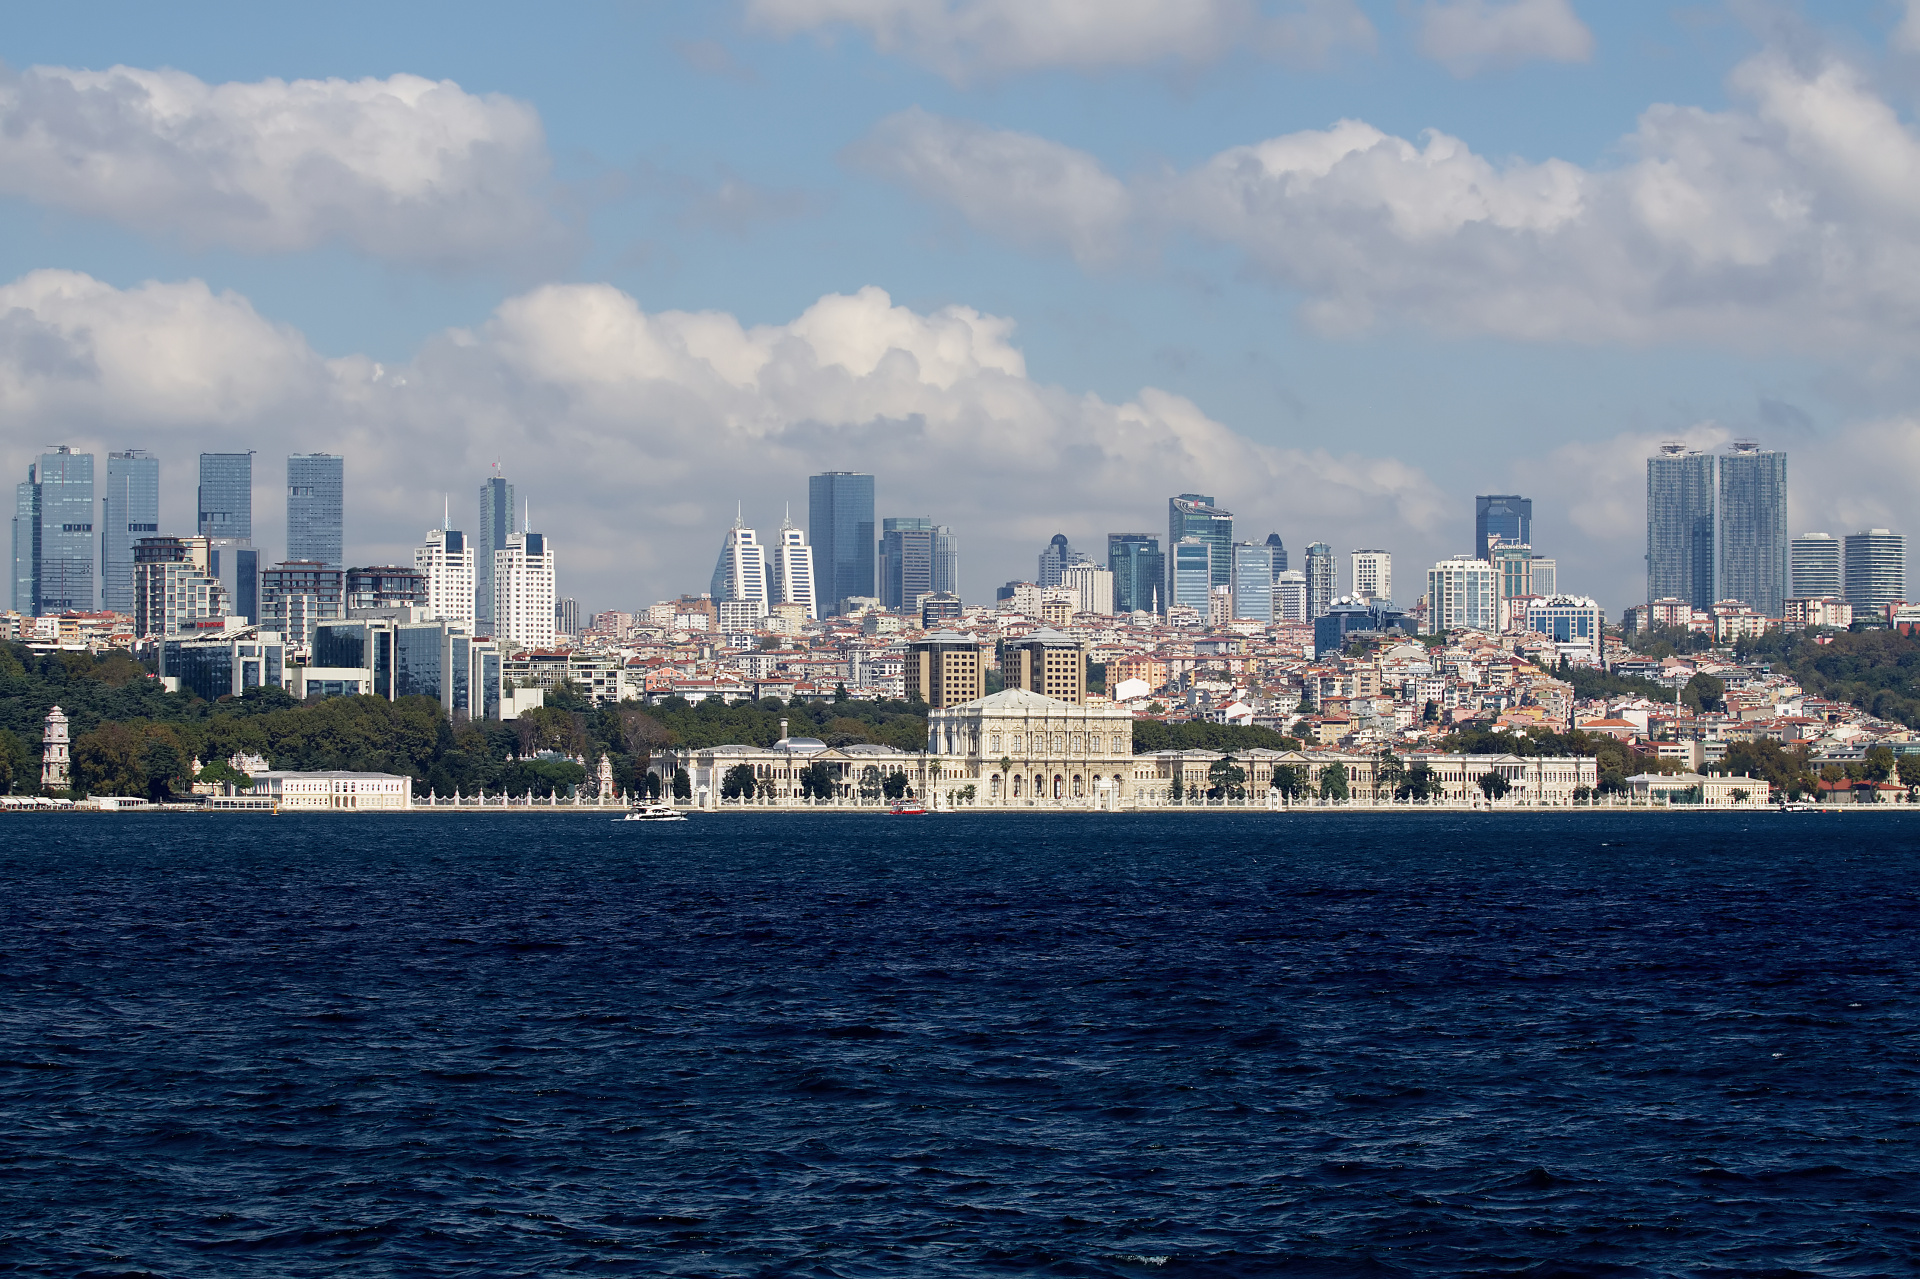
[955,784,976,804]
[799,760,835,801]
[0,728,33,795]
[645,772,663,800]
[720,762,757,800]
[1730,788,1750,805]
[882,770,910,800]
[1422,699,1439,723]
[1477,770,1511,801]
[195,759,253,792]
[1684,673,1726,714]
[618,707,673,773]
[1207,755,1247,799]
[1572,783,1593,803]
[1899,753,1920,796]
[1373,750,1406,801]
[1863,744,1896,782]
[671,768,691,801]
[1318,761,1349,801]
[1396,763,1440,801]
[1170,773,1184,802]
[1271,764,1307,800]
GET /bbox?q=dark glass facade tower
[1647,445,1717,609]
[1305,541,1335,619]
[34,447,94,613]
[809,472,875,615]
[1168,494,1233,597]
[1265,532,1287,575]
[1475,495,1533,560]
[102,450,160,615]
[198,453,253,542]
[880,517,936,611]
[1717,443,1788,616]
[287,454,344,569]
[477,473,515,633]
[1107,533,1164,614]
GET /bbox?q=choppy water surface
[2,811,1917,1276]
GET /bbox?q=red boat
[887,800,929,815]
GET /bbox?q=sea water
[2,811,1916,1276]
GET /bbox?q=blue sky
[3,0,1917,616]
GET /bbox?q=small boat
[621,803,688,822]
[887,800,929,815]
[1777,802,1823,813]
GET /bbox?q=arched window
[1073,774,1085,797]
[989,732,1001,753]
[1053,733,1065,753]
[1053,775,1064,798]
[1090,733,1104,754]
[1012,775,1023,797]
[990,774,1002,798]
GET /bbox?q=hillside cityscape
[3,439,1915,809]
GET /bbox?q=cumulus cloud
[0,64,566,268]
[0,271,1458,610]
[847,109,1132,262]
[743,0,1374,78]
[862,48,1920,352]
[1415,0,1593,78]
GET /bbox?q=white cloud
[0,64,565,268]
[847,109,1133,262]
[863,49,1920,352]
[1415,0,1593,78]
[1896,1,1920,54]
[0,271,1459,611]
[743,0,1374,78]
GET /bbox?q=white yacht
[621,803,688,822]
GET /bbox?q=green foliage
[1206,754,1247,799]
[882,770,910,800]
[1396,763,1441,801]
[1742,629,1920,728]
[1270,764,1307,799]
[671,768,691,801]
[1627,625,1713,659]
[720,762,756,800]
[1373,749,1406,800]
[645,695,928,752]
[1438,725,1683,781]
[1559,664,1678,704]
[1131,720,1296,755]
[1169,773,1184,801]
[1685,673,1726,714]
[0,728,31,794]
[1318,761,1350,801]
[799,760,836,800]
[1477,770,1511,800]
[1716,738,1809,798]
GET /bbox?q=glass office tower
[35,447,95,613]
[1171,538,1213,613]
[198,453,253,542]
[287,453,344,568]
[1305,541,1336,619]
[1168,494,1233,600]
[1231,541,1274,621]
[1844,529,1907,611]
[1107,533,1164,614]
[477,472,515,632]
[1265,532,1287,575]
[102,450,160,615]
[1647,444,1717,609]
[809,471,875,615]
[1475,495,1533,561]
[1717,442,1788,617]
[880,517,936,611]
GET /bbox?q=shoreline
[26,801,1909,816]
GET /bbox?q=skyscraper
[494,529,556,649]
[1304,541,1335,619]
[477,471,516,634]
[1475,495,1532,561]
[1717,442,1788,616]
[1350,549,1391,604]
[1168,494,1233,593]
[1844,529,1907,611]
[711,515,769,628]
[882,517,939,611]
[1231,542,1274,621]
[1647,444,1717,608]
[1265,532,1287,575]
[101,450,159,615]
[1037,533,1078,589]
[198,453,253,542]
[17,447,96,614]
[809,471,875,615]
[1790,533,1843,600]
[416,526,476,627]
[1107,533,1163,614]
[768,510,818,620]
[1275,570,1308,622]
[1171,538,1212,613]
[1426,555,1497,634]
[287,453,344,569]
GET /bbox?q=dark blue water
[3,812,1917,1277]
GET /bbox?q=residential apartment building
[415,527,476,627]
[1426,555,1497,634]
[493,530,556,649]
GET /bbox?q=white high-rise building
[415,527,476,627]
[1791,533,1844,600]
[494,530,556,649]
[767,511,817,620]
[1350,549,1391,603]
[1062,564,1115,615]
[1425,555,1497,635]
[710,514,769,623]
[1844,529,1907,611]
[1275,570,1308,622]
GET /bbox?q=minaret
[40,705,69,792]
